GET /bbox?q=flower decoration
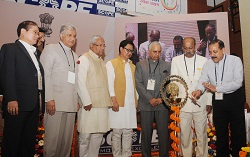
[34,115,45,156]
[77,60,80,64]
[168,106,181,157]
[239,147,250,157]
[207,115,216,157]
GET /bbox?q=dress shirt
[19,40,42,90]
[165,45,183,62]
[196,54,243,94]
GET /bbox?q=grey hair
[89,35,102,45]
[148,41,161,50]
[60,23,76,35]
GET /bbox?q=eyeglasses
[124,47,134,53]
[93,43,106,48]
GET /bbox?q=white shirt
[19,40,42,90]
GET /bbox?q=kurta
[106,60,137,129]
[77,50,110,133]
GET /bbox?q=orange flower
[239,151,247,157]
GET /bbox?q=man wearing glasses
[77,35,112,157]
[106,40,138,157]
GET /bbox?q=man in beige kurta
[77,35,112,157]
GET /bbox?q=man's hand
[206,105,213,115]
[156,98,162,105]
[197,41,206,51]
[150,98,159,107]
[84,104,92,111]
[7,101,19,115]
[111,97,119,112]
[202,82,216,93]
[77,103,81,111]
[192,90,202,100]
[46,100,56,116]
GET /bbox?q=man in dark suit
[0,20,45,157]
[135,41,171,157]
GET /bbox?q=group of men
[0,20,246,157]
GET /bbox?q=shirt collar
[59,41,71,51]
[19,40,37,53]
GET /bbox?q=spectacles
[124,47,134,53]
[93,43,106,48]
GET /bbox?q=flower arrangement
[239,147,250,157]
[168,106,181,157]
[207,115,216,157]
[34,115,45,157]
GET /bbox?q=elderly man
[40,24,78,157]
[197,24,217,59]
[171,37,212,157]
[106,40,138,157]
[192,39,246,157]
[135,41,171,157]
[77,35,112,157]
[138,30,166,61]
[0,20,45,157]
[165,35,183,62]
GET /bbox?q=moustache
[184,52,195,55]
[211,56,217,59]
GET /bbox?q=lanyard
[148,59,159,78]
[215,55,227,84]
[184,54,196,78]
[59,42,75,71]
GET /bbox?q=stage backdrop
[0,0,115,62]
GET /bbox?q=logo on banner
[39,13,54,37]
[161,0,178,10]
[39,0,59,8]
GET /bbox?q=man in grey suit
[40,24,78,157]
[135,41,171,157]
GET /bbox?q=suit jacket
[135,58,171,111]
[40,42,78,112]
[171,54,212,112]
[1,40,45,112]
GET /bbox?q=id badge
[68,71,75,84]
[215,92,223,100]
[147,79,155,90]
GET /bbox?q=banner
[99,129,160,154]
[128,0,187,15]
[4,0,128,17]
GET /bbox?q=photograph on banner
[125,20,219,64]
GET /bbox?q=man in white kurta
[106,40,137,157]
[171,37,212,157]
[77,35,112,157]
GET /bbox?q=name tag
[147,79,155,90]
[215,92,223,100]
[68,71,75,84]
